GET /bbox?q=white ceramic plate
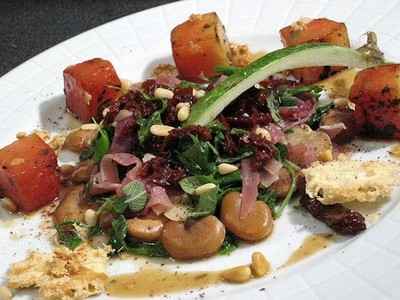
[1,0,400,299]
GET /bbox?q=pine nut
[217,163,238,175]
[221,265,252,283]
[80,123,99,131]
[194,183,217,195]
[84,209,97,226]
[102,107,110,117]
[251,252,270,277]
[0,286,12,300]
[177,105,190,122]
[150,125,175,137]
[120,79,132,95]
[142,153,156,162]
[318,149,333,162]
[255,127,271,141]
[176,102,190,110]
[1,198,18,213]
[16,131,27,139]
[194,89,206,98]
[154,87,174,99]
[114,109,133,122]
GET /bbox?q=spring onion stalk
[273,159,298,218]
[185,44,374,126]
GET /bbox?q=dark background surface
[0,0,177,76]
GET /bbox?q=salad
[1,12,400,300]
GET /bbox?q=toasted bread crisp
[7,244,109,300]
[303,160,400,204]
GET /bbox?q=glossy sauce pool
[106,234,331,297]
[281,233,333,268]
[106,268,222,298]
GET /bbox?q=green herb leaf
[177,135,217,175]
[123,181,148,212]
[275,143,288,162]
[87,223,102,238]
[216,170,241,188]
[258,189,278,215]
[179,175,216,195]
[55,221,83,250]
[113,197,129,214]
[273,160,298,218]
[307,102,334,129]
[267,92,282,124]
[97,195,128,215]
[217,150,253,164]
[282,85,323,97]
[189,187,219,218]
[126,239,169,257]
[109,215,128,253]
[280,96,298,106]
[137,101,167,146]
[93,127,111,162]
[215,65,240,76]
[219,233,239,255]
[178,80,204,89]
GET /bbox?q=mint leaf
[219,233,239,255]
[55,221,83,250]
[177,135,217,175]
[93,127,111,163]
[189,187,218,218]
[123,180,148,212]
[109,215,128,253]
[275,143,288,161]
[126,239,169,257]
[307,102,334,129]
[137,100,167,146]
[179,175,215,195]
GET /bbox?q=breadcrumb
[7,244,110,300]
[303,160,400,204]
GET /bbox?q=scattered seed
[150,125,175,137]
[251,252,270,277]
[80,123,99,131]
[221,266,252,283]
[217,163,238,175]
[177,105,190,122]
[154,87,174,99]
[194,183,217,195]
[255,127,271,141]
[84,209,97,226]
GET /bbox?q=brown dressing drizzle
[280,233,333,268]
[106,268,222,298]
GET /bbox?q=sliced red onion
[260,158,282,188]
[90,153,142,196]
[144,186,173,215]
[280,99,316,130]
[319,123,347,139]
[114,109,133,122]
[266,123,285,144]
[155,74,181,88]
[240,159,260,219]
[110,116,136,154]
